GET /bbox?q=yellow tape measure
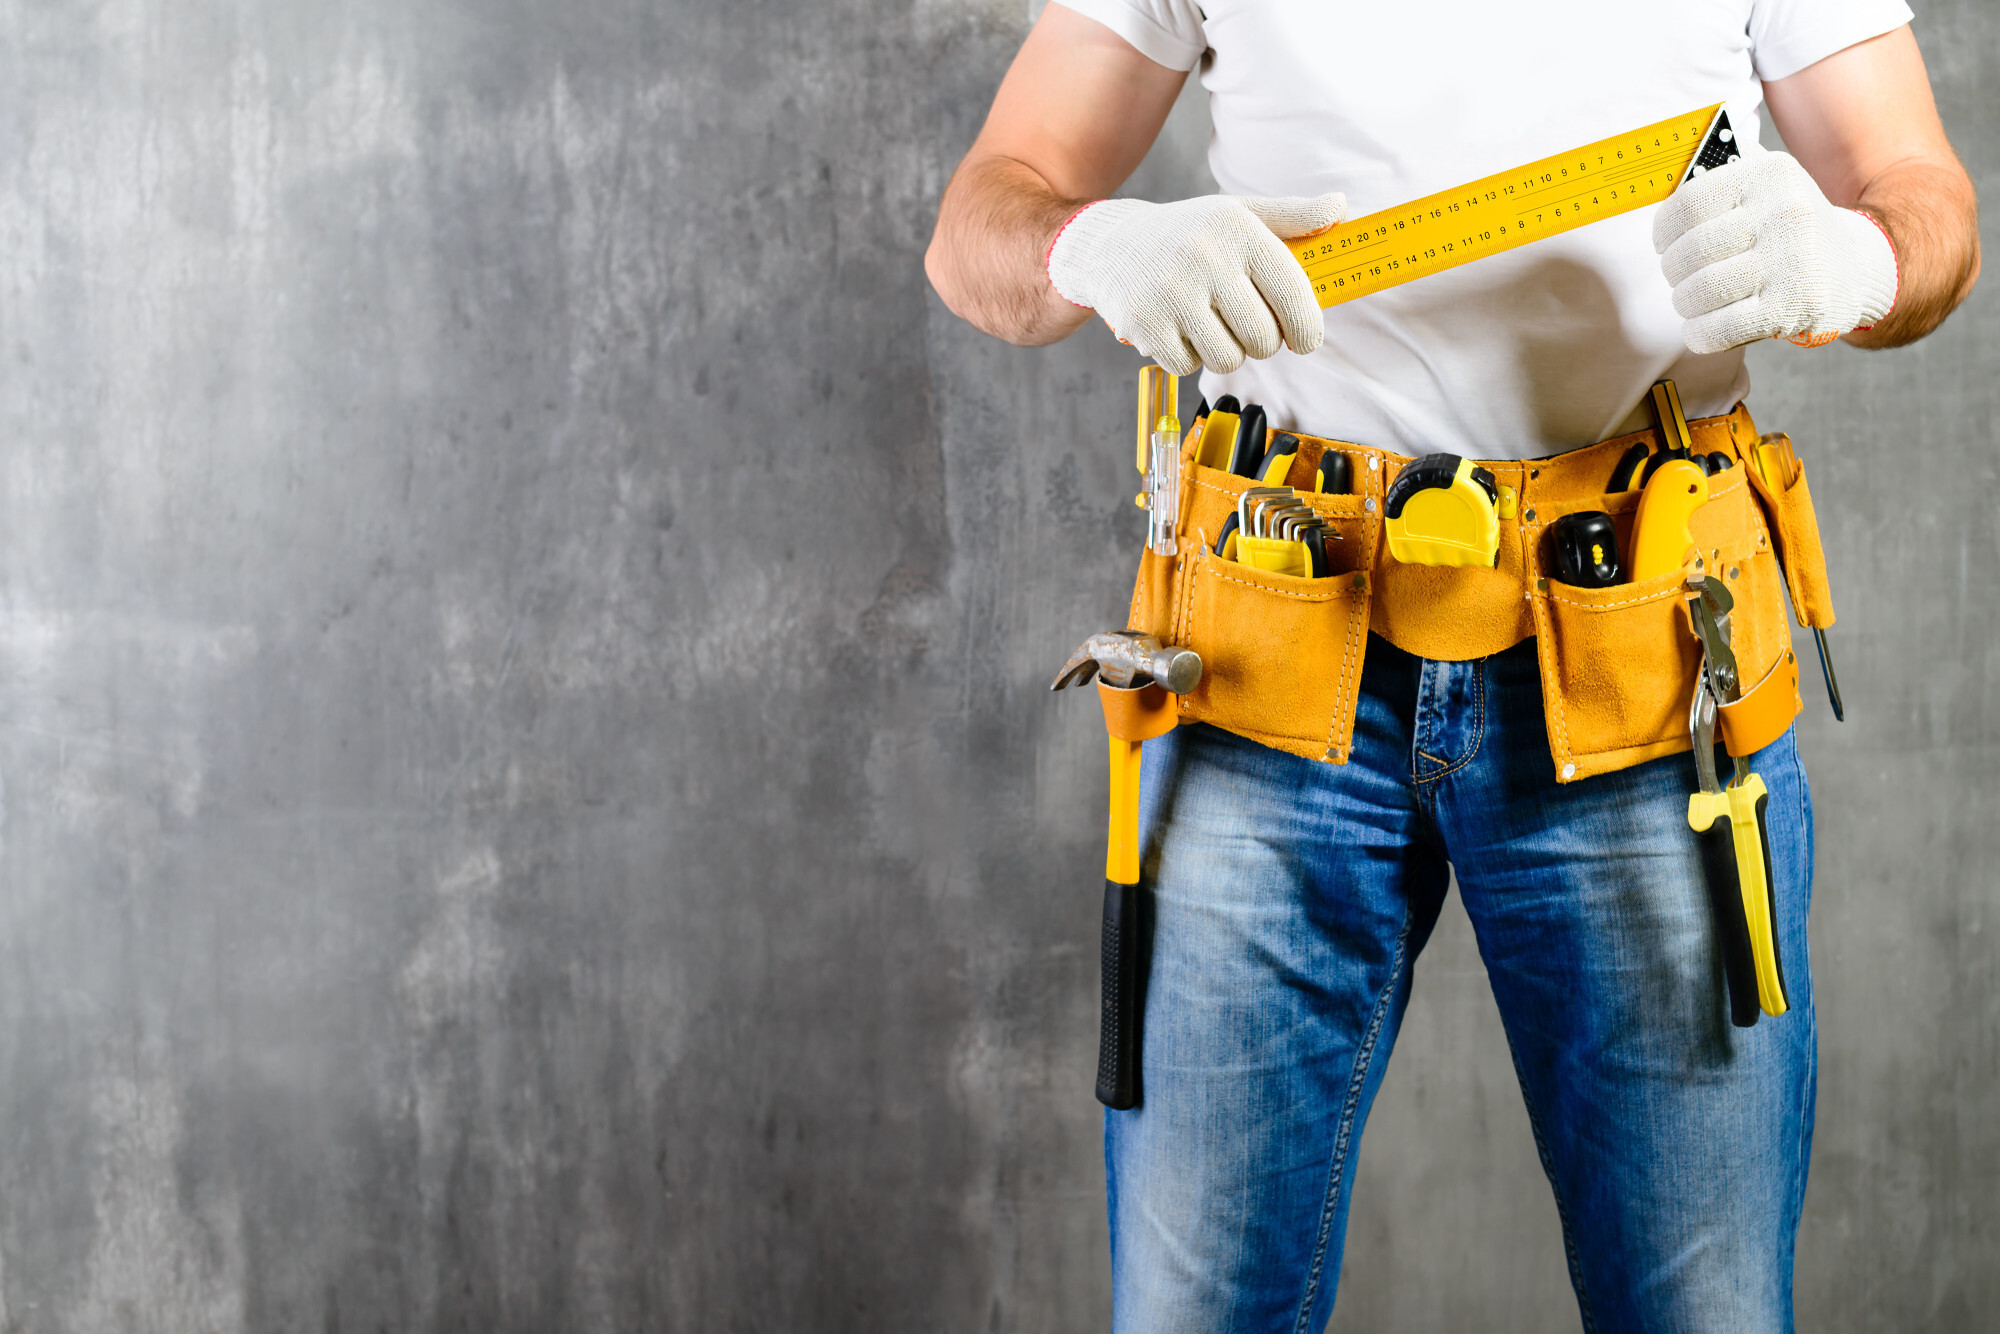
[1290,105,1733,308]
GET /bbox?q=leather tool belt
[1125,403,1836,783]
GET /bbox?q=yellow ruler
[1290,105,1733,308]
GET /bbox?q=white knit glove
[1654,143,1898,353]
[1046,193,1346,376]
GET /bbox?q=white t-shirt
[1053,0,1912,458]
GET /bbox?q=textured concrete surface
[0,2,1990,1331]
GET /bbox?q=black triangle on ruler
[1683,108,1741,182]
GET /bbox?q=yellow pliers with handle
[1686,574,1790,1026]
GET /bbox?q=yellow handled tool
[1629,458,1709,581]
[1745,431,1845,721]
[1689,775,1789,1020]
[1135,366,1181,555]
[1052,631,1203,1109]
[1383,454,1501,567]
[1685,646,1789,1026]
[1289,105,1734,308]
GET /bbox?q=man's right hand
[1046,193,1346,375]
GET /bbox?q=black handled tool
[1550,511,1622,587]
[1686,577,1790,1026]
[1317,449,1353,495]
[1227,403,1269,478]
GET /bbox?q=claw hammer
[1051,631,1202,1109]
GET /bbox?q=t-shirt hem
[1751,3,1913,82]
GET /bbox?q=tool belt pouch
[1529,457,1798,773]
[1126,447,1376,763]
[1744,451,1837,632]
[1127,405,1829,781]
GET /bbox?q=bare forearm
[925,153,1092,346]
[1845,158,1980,348]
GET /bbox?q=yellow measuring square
[1290,105,1729,308]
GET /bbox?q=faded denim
[1110,635,1815,1334]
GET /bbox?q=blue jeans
[1110,635,1816,1334]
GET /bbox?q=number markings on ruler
[1291,105,1725,308]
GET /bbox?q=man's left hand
[1654,142,1899,353]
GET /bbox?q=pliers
[1686,573,1789,1026]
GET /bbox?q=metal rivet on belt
[1536,577,1549,592]
[1729,566,1739,579]
[1364,497,1376,511]
[1561,763,1576,780]
[1368,456,1379,471]
[1524,508,1537,523]
[1529,468,1540,480]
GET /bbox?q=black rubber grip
[1608,441,1651,492]
[1095,879,1142,1110]
[1228,404,1269,479]
[1697,819,1763,1028]
[1382,452,1463,519]
[1318,449,1353,496]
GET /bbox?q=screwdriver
[1746,432,1844,721]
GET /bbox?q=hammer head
[1050,630,1202,695]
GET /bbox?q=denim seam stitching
[1501,1029,1600,1334]
[1414,659,1488,785]
[1289,909,1414,1334]
[1785,736,1814,1265]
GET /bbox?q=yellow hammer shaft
[1105,735,1143,886]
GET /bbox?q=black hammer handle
[1095,878,1141,1109]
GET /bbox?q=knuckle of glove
[1655,171,1736,251]
[1685,302,1764,355]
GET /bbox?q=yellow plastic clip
[1194,409,1240,471]
[1234,534,1313,578]
[1628,458,1709,582]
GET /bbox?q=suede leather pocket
[1176,546,1371,763]
[1126,455,1376,763]
[1530,466,1794,782]
[1746,460,1836,630]
[1532,568,1704,781]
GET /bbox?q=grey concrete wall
[0,1,1988,1331]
